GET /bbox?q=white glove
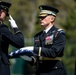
[9,15,18,28]
[20,55,32,61]
[20,46,34,52]
[21,55,36,65]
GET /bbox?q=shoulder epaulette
[58,28,65,34]
[55,28,65,38]
[58,29,63,31]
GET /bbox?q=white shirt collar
[44,25,53,33]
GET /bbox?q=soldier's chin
[40,23,45,26]
[40,24,46,28]
[41,24,45,28]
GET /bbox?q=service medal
[45,34,54,45]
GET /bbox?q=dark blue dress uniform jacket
[0,24,24,75]
[33,26,67,75]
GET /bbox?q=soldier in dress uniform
[9,5,67,75]
[0,1,24,75]
[32,5,67,75]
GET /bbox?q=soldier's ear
[50,16,55,22]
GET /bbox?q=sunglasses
[38,14,52,19]
[39,16,47,19]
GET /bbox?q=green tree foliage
[61,4,76,75]
[8,0,37,38]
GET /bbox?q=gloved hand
[9,15,18,28]
[20,55,32,61]
[20,46,34,52]
[21,55,37,65]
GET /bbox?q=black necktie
[40,31,46,41]
[42,31,46,37]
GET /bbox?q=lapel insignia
[45,34,54,45]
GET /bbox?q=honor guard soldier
[0,1,24,75]
[9,5,67,75]
[32,5,67,75]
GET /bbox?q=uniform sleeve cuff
[13,28,21,34]
[33,47,42,56]
[38,47,41,56]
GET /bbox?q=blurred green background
[3,0,76,75]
